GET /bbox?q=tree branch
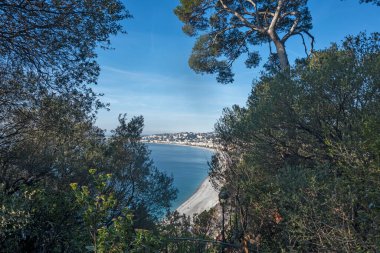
[295,32,309,56]
[304,30,315,53]
[281,15,300,43]
[268,0,284,31]
[218,0,264,32]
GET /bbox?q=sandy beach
[144,141,216,153]
[176,176,219,217]
[146,142,219,217]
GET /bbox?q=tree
[358,0,380,6]
[175,0,314,83]
[0,107,178,251]
[159,210,221,253]
[106,115,178,223]
[0,1,180,251]
[0,0,131,201]
[0,0,131,171]
[70,169,161,253]
[0,0,130,85]
[211,33,380,251]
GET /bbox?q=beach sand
[176,176,219,217]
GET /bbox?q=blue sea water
[147,143,214,210]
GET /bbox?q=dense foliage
[0,1,177,252]
[1,0,379,252]
[211,33,380,251]
[358,0,380,5]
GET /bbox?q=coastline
[143,141,217,153]
[176,176,219,217]
[146,142,219,217]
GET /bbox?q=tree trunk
[268,30,290,71]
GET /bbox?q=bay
[147,143,214,210]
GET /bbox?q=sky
[94,0,379,135]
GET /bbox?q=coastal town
[142,132,217,149]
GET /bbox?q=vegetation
[358,0,380,5]
[175,2,379,249]
[0,0,379,252]
[0,0,176,251]
[175,0,314,82]
[211,33,380,251]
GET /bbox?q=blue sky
[94,0,379,135]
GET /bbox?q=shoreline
[176,176,219,217]
[146,141,219,217]
[143,141,217,153]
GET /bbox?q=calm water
[147,143,214,210]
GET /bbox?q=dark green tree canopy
[175,0,313,83]
[0,1,179,251]
[0,0,131,90]
[0,0,131,162]
[359,0,380,5]
[211,33,380,251]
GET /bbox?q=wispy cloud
[102,66,178,85]
[95,66,252,134]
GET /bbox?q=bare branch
[245,0,257,9]
[268,0,284,31]
[281,11,299,19]
[292,31,315,57]
[246,0,261,27]
[281,15,300,43]
[268,37,273,54]
[238,0,249,14]
[218,0,265,32]
[296,32,309,56]
[304,30,315,53]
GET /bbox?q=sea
[147,143,214,210]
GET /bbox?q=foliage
[212,33,380,251]
[0,0,131,161]
[0,0,130,194]
[192,208,219,240]
[175,0,314,82]
[159,209,222,253]
[2,0,379,251]
[107,115,178,222]
[71,169,162,253]
[0,182,84,252]
[358,0,380,6]
[0,0,130,88]
[0,108,176,251]
[0,1,177,251]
